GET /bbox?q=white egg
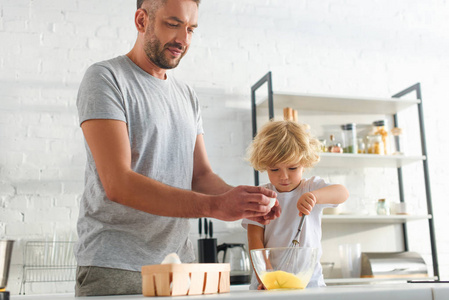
[161,253,190,294]
[161,253,182,264]
[268,198,276,209]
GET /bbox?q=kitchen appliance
[361,251,428,278]
[217,243,251,285]
[1,240,14,300]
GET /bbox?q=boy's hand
[257,283,266,290]
[297,192,316,216]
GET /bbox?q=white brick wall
[1,0,449,294]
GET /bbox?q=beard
[143,28,186,70]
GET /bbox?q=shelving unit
[250,71,439,283]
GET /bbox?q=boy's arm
[312,184,349,205]
[247,224,265,289]
[247,224,265,250]
[297,184,349,216]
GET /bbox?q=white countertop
[12,283,449,300]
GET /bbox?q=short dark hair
[137,0,146,9]
[137,0,201,10]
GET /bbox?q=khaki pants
[75,266,142,297]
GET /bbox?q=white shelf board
[325,276,437,285]
[317,153,426,168]
[256,92,420,114]
[322,214,432,224]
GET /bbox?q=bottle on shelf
[391,127,405,155]
[376,199,390,215]
[366,135,385,155]
[341,123,357,154]
[283,107,298,122]
[292,109,298,122]
[328,134,343,153]
[372,120,389,155]
[319,139,327,153]
[357,138,366,154]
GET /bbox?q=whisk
[277,215,306,273]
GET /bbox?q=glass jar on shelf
[376,199,390,215]
[318,139,327,153]
[391,127,405,155]
[328,134,343,153]
[373,120,389,155]
[366,135,384,155]
[357,138,366,154]
[341,123,357,154]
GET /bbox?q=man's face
[143,0,198,69]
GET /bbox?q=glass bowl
[250,247,318,290]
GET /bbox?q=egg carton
[141,263,230,297]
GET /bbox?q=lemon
[261,270,306,290]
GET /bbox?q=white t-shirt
[242,176,337,289]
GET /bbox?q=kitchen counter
[11,283,449,300]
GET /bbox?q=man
[75,0,280,296]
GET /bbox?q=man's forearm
[106,169,213,218]
[191,171,233,195]
[104,169,275,222]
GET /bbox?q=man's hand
[211,185,278,222]
[297,192,316,216]
[247,199,281,225]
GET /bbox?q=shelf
[257,92,421,115]
[317,153,426,168]
[325,276,437,285]
[322,215,432,224]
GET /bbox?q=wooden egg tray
[141,263,230,297]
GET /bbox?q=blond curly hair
[247,120,320,171]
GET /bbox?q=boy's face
[266,163,304,193]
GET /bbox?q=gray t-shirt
[75,55,203,271]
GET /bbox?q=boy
[242,120,349,289]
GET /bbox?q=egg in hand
[268,198,276,209]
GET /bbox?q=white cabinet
[250,72,439,284]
